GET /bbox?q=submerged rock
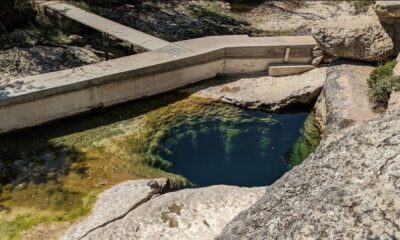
[312,14,393,61]
[186,67,326,112]
[70,185,264,240]
[218,110,400,239]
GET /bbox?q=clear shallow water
[158,109,309,187]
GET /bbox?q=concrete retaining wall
[0,35,316,134]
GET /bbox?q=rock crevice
[63,178,169,240]
[186,67,327,112]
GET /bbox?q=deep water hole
[0,93,320,238]
[157,108,314,187]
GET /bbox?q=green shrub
[368,60,400,110]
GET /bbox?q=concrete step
[268,64,315,77]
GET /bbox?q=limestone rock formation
[241,1,357,36]
[312,90,327,136]
[375,1,400,54]
[312,14,393,61]
[315,61,379,136]
[185,67,326,112]
[394,54,400,78]
[218,110,400,239]
[389,55,400,112]
[375,1,400,23]
[388,91,400,112]
[311,45,324,66]
[66,185,264,240]
[63,178,169,240]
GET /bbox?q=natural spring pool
[0,93,320,238]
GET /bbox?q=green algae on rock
[0,93,195,239]
[284,111,322,168]
[0,92,317,239]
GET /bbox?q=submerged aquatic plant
[285,112,321,168]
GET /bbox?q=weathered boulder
[389,55,400,112]
[242,1,358,36]
[63,178,169,240]
[394,54,400,78]
[315,61,379,136]
[374,1,400,54]
[311,45,324,66]
[312,89,327,136]
[312,14,393,61]
[375,1,400,24]
[218,110,400,239]
[77,185,265,240]
[185,67,326,112]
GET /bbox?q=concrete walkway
[1,2,318,134]
[0,35,317,133]
[40,1,171,51]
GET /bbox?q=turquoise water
[158,109,309,187]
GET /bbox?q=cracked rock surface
[75,185,264,240]
[62,178,169,240]
[243,1,357,35]
[388,91,400,112]
[184,68,326,112]
[315,61,380,136]
[218,110,400,239]
[375,1,400,22]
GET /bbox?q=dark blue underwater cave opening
[158,110,309,187]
